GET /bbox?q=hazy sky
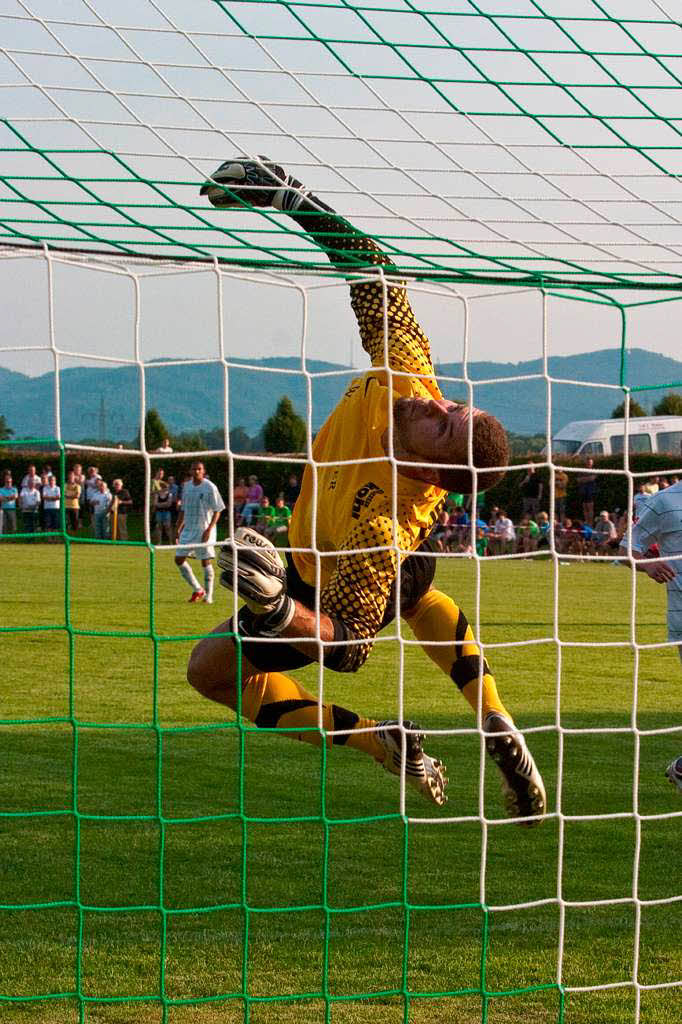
[3,0,682,386]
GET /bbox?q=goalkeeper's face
[392,397,508,491]
[394,397,476,463]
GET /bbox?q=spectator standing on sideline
[174,461,225,604]
[19,477,41,535]
[167,475,179,531]
[577,458,597,526]
[554,465,569,521]
[519,465,543,519]
[42,474,61,536]
[84,467,101,526]
[240,475,264,525]
[0,470,18,536]
[72,463,86,520]
[64,470,81,532]
[21,464,41,491]
[153,480,174,544]
[283,472,301,509]
[91,479,112,539]
[156,438,173,453]
[110,478,133,540]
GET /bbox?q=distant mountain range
[2,348,681,443]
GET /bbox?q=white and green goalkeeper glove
[217,527,295,635]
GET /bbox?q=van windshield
[552,439,581,454]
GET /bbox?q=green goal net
[2,3,682,1023]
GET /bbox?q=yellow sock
[405,589,511,721]
[241,672,384,760]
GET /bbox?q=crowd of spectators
[0,457,677,560]
[0,461,302,546]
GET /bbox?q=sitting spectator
[452,505,470,550]
[64,470,81,532]
[90,478,112,539]
[517,514,539,555]
[0,470,18,536]
[475,524,489,558]
[111,478,133,541]
[283,472,301,509]
[241,475,264,525]
[232,476,248,525]
[536,511,551,549]
[19,476,41,535]
[267,496,292,547]
[42,474,61,537]
[431,507,452,552]
[492,508,515,555]
[152,480,173,544]
[593,510,617,554]
[254,495,274,535]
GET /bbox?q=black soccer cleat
[484,712,546,827]
[376,720,448,807]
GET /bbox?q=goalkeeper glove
[218,527,295,635]
[200,156,310,212]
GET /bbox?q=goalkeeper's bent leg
[241,672,385,758]
[405,589,511,721]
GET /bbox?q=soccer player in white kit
[175,461,225,604]
[620,478,682,793]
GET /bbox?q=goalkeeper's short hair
[437,413,509,494]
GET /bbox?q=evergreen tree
[653,392,682,416]
[143,408,170,450]
[263,396,306,453]
[611,398,647,418]
[0,414,14,440]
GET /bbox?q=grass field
[2,542,681,1024]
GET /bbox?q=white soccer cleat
[484,712,546,827]
[376,720,448,807]
[665,755,682,794]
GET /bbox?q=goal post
[2,3,682,1023]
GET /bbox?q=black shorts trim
[235,545,437,675]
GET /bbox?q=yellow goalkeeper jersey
[289,244,446,669]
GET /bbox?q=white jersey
[179,479,225,544]
[630,481,682,641]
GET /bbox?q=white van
[552,416,682,457]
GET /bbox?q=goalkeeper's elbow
[323,622,374,673]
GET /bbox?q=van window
[657,430,682,454]
[611,433,652,454]
[579,441,604,455]
[553,439,581,455]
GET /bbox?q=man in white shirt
[42,474,61,534]
[90,479,112,539]
[21,464,41,491]
[620,480,682,794]
[19,479,41,534]
[493,509,516,555]
[174,461,225,604]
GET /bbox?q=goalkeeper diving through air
[189,158,546,823]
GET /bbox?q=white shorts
[176,531,216,560]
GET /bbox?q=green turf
[1,543,681,1024]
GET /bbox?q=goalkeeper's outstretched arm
[201,158,434,375]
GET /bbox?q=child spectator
[492,509,515,555]
[267,496,292,547]
[553,466,569,521]
[593,510,617,554]
[254,495,274,535]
